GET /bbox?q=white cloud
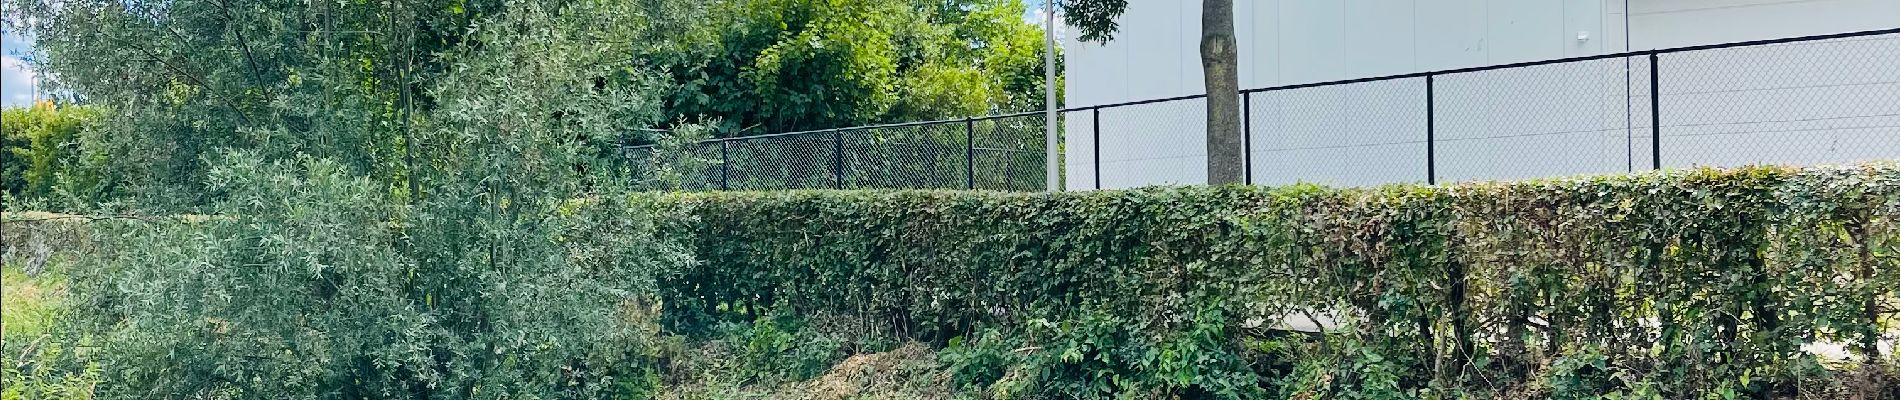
[2,53,37,107]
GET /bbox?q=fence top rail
[629,26,1898,150]
[622,110,1050,149]
[680,110,1050,146]
[1054,27,1899,109]
[1228,26,1900,95]
[1059,93,1211,112]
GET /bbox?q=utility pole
[1043,0,1060,192]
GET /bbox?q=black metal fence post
[719,141,731,190]
[1092,108,1102,190]
[1243,92,1253,185]
[1426,74,1437,185]
[965,118,976,190]
[1649,53,1662,171]
[832,130,845,189]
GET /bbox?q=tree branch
[210,0,272,93]
[104,8,257,125]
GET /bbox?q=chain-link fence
[1072,27,1900,189]
[630,112,1055,191]
[637,27,1899,192]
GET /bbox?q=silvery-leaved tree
[1060,0,1243,185]
[1,0,695,211]
[40,0,702,398]
[3,0,464,211]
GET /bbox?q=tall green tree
[1062,0,1243,185]
[647,0,1058,136]
[37,1,700,398]
[4,0,700,208]
[0,0,606,209]
[5,0,1060,204]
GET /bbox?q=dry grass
[776,343,952,400]
[656,341,958,400]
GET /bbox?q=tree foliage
[3,0,1059,208]
[646,0,1058,136]
[22,0,702,398]
[7,0,433,209]
[0,0,698,211]
[1,102,104,208]
[1059,0,1128,44]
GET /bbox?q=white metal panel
[1487,0,1568,64]
[1413,0,1491,71]
[1344,0,1419,78]
[1634,0,1879,16]
[1177,0,1204,91]
[1601,0,1630,53]
[1564,0,1607,57]
[1280,0,1349,84]
[1630,0,1900,50]
[1123,0,1185,99]
[1237,0,1284,89]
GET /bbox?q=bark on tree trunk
[1201,0,1243,185]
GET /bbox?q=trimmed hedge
[657,165,1900,397]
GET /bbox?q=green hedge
[2,104,105,208]
[657,165,1900,397]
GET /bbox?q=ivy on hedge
[654,164,1900,397]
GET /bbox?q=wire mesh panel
[1063,109,1097,190]
[973,114,1054,191]
[621,142,723,190]
[1628,56,1659,171]
[726,134,839,190]
[1097,98,1207,188]
[1248,78,1428,187]
[1658,33,1900,168]
[1435,57,1645,182]
[842,123,970,190]
[623,145,654,171]
[681,142,725,191]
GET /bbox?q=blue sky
[3,29,36,108]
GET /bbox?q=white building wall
[1064,0,1900,190]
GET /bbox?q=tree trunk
[1201,0,1243,185]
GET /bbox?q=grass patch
[2,260,96,400]
[3,264,65,339]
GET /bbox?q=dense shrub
[1,103,106,209]
[659,164,1900,398]
[47,153,693,399]
[16,164,1900,398]
[27,2,707,396]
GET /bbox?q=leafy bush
[50,153,689,398]
[724,315,849,383]
[1,103,106,209]
[32,1,707,396]
[645,0,1055,136]
[2,259,101,400]
[940,303,1263,399]
[659,164,1900,398]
